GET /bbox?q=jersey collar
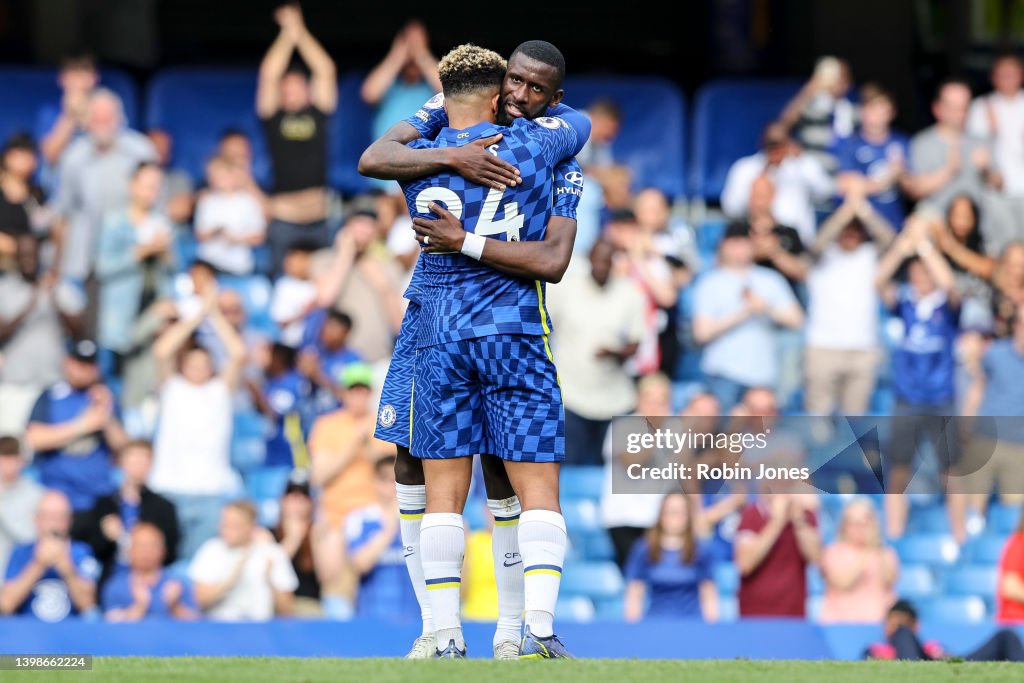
[437,121,502,146]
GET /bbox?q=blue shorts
[410,334,564,463]
[375,302,419,447]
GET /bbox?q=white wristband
[461,232,486,260]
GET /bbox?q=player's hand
[413,202,468,253]
[447,134,521,190]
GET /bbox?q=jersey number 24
[415,186,524,242]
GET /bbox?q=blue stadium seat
[332,73,374,195]
[806,595,822,622]
[257,499,281,529]
[691,79,802,202]
[718,595,738,622]
[918,595,987,624]
[713,562,739,596]
[896,533,960,567]
[584,532,615,562]
[895,564,936,601]
[593,597,625,621]
[806,566,825,596]
[943,566,998,600]
[218,273,275,335]
[561,561,624,600]
[906,505,952,535]
[463,499,488,531]
[696,219,727,264]
[562,498,602,535]
[0,67,138,146]
[963,534,1007,565]
[561,76,687,198]
[244,465,291,501]
[554,595,595,623]
[560,466,604,501]
[988,503,1021,535]
[231,411,268,472]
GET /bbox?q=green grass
[2,658,1022,683]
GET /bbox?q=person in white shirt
[189,499,298,621]
[804,194,896,415]
[270,242,320,347]
[721,122,834,243]
[195,156,267,275]
[148,287,246,558]
[967,53,1024,198]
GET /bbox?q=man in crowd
[37,54,99,176]
[0,437,43,577]
[102,522,197,621]
[967,53,1024,201]
[0,490,100,621]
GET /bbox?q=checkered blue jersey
[399,115,584,349]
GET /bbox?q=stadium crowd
[1,5,1024,646]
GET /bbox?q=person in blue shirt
[249,342,311,467]
[623,491,718,622]
[876,218,961,540]
[0,490,100,621]
[835,84,910,230]
[299,308,363,417]
[24,339,128,537]
[102,522,197,621]
[346,455,420,620]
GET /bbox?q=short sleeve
[73,543,101,582]
[187,542,222,583]
[531,117,581,167]
[544,103,592,156]
[404,93,449,140]
[623,538,651,583]
[736,505,762,534]
[551,158,584,219]
[692,276,715,316]
[27,391,51,425]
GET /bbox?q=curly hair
[438,43,507,98]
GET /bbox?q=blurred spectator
[273,472,321,616]
[299,310,361,417]
[119,299,178,419]
[216,129,269,215]
[818,499,898,624]
[548,238,646,466]
[189,500,298,621]
[721,122,833,243]
[360,21,441,141]
[37,54,98,172]
[0,436,43,578]
[961,303,1024,517]
[86,440,179,582]
[148,291,245,558]
[745,176,809,293]
[95,162,173,359]
[804,197,895,414]
[24,340,127,533]
[309,363,384,531]
[605,209,679,376]
[624,492,717,622]
[693,223,803,411]
[834,84,910,229]
[256,3,337,273]
[601,373,674,568]
[998,507,1024,622]
[968,53,1024,199]
[0,133,52,268]
[248,342,310,468]
[579,99,632,208]
[195,156,267,276]
[312,212,404,363]
[930,195,995,329]
[735,494,820,617]
[876,219,962,540]
[989,242,1024,339]
[0,490,99,621]
[0,234,85,435]
[102,522,197,621]
[53,88,157,282]
[271,241,320,347]
[146,129,195,227]
[866,599,1024,661]
[779,56,855,174]
[346,455,419,619]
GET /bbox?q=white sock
[395,483,433,636]
[488,496,524,647]
[420,512,465,650]
[519,509,567,639]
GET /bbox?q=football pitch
[3,658,1022,682]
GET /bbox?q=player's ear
[490,92,500,116]
[549,89,564,107]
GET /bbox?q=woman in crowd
[623,491,718,622]
[931,195,995,329]
[989,242,1024,339]
[818,498,899,624]
[274,473,322,616]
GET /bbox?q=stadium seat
[806,595,822,622]
[895,564,936,601]
[562,498,603,535]
[332,73,374,195]
[231,411,268,472]
[561,76,687,198]
[696,219,727,264]
[906,505,952,535]
[554,595,595,623]
[560,466,604,501]
[690,79,802,201]
[217,273,275,335]
[0,67,138,146]
[713,562,739,596]
[988,503,1021,535]
[918,595,987,624]
[718,595,738,622]
[943,566,998,600]
[896,533,960,567]
[584,532,616,562]
[593,596,625,621]
[963,534,1006,565]
[561,561,625,600]
[244,465,291,501]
